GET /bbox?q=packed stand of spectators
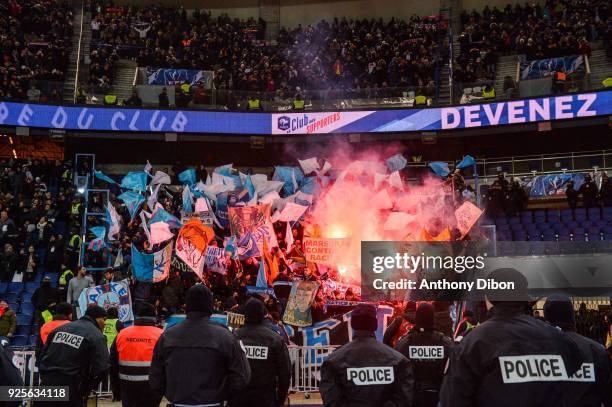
[0,0,74,102]
[0,158,76,346]
[455,0,610,84]
[89,1,447,98]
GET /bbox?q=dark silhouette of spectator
[158,87,169,107]
[579,174,599,208]
[566,181,579,211]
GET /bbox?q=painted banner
[78,279,134,325]
[521,55,584,80]
[146,68,213,87]
[454,201,484,237]
[229,204,277,252]
[303,237,349,265]
[0,91,608,134]
[175,219,215,278]
[528,173,587,197]
[283,281,320,327]
[227,312,245,329]
[204,246,228,274]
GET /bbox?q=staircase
[587,49,611,90]
[63,8,92,103]
[110,59,138,103]
[437,61,452,105]
[493,55,519,98]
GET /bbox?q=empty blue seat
[7,302,18,312]
[28,335,38,347]
[20,303,34,316]
[579,220,593,228]
[0,282,7,293]
[558,234,571,241]
[510,223,524,231]
[10,335,28,347]
[16,314,31,325]
[7,282,23,294]
[15,325,31,336]
[548,209,561,222]
[508,217,520,224]
[520,211,533,222]
[588,208,601,220]
[603,208,612,220]
[21,292,32,303]
[25,282,39,293]
[565,221,579,230]
[513,232,528,241]
[575,208,587,217]
[604,233,612,241]
[528,232,541,241]
[534,210,546,219]
[542,232,556,241]
[2,292,18,303]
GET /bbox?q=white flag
[298,157,320,175]
[139,211,151,242]
[107,202,121,241]
[150,221,174,245]
[285,222,294,254]
[149,171,171,186]
[144,160,152,175]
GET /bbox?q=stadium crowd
[0,0,73,102]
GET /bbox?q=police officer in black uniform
[543,294,612,407]
[150,284,251,407]
[0,336,23,406]
[439,268,582,407]
[230,298,291,407]
[38,305,109,407]
[396,302,453,407]
[320,303,414,407]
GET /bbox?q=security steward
[37,305,109,407]
[439,268,582,407]
[36,302,73,359]
[543,295,612,407]
[320,303,414,407]
[396,303,453,407]
[230,298,291,407]
[150,284,251,406]
[110,302,163,407]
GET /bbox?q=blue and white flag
[237,232,260,260]
[456,155,476,170]
[521,55,584,80]
[131,242,173,283]
[88,226,106,251]
[118,191,145,219]
[256,257,267,288]
[78,279,133,325]
[214,164,233,176]
[121,171,148,192]
[149,206,182,229]
[245,175,256,200]
[273,166,304,196]
[386,154,407,173]
[224,235,238,259]
[428,162,450,178]
[178,168,197,186]
[94,170,117,185]
[146,68,211,86]
[182,186,193,213]
[106,203,121,241]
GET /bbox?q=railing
[73,0,85,104]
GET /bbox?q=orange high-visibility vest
[556,72,567,81]
[40,319,71,344]
[115,325,163,382]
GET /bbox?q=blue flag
[178,168,196,186]
[214,164,233,176]
[273,166,304,196]
[182,186,193,212]
[456,155,476,170]
[118,191,144,219]
[429,162,450,178]
[245,175,255,199]
[149,207,182,229]
[237,233,260,260]
[131,245,154,282]
[94,170,117,185]
[223,236,238,259]
[88,226,106,251]
[256,258,267,288]
[121,171,148,192]
[386,154,407,172]
[299,176,319,196]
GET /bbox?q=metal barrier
[12,350,113,398]
[288,345,338,394]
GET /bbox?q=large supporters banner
[77,279,134,325]
[521,55,584,80]
[146,68,214,87]
[0,90,609,134]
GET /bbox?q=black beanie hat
[484,268,530,303]
[85,305,107,319]
[544,294,575,330]
[351,304,378,332]
[134,301,157,318]
[244,298,266,323]
[185,284,213,315]
[415,302,435,330]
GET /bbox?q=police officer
[150,284,250,406]
[110,302,163,407]
[230,298,291,407]
[396,303,452,407]
[0,336,23,406]
[36,301,72,360]
[38,305,109,407]
[320,303,414,407]
[543,294,612,407]
[439,268,582,407]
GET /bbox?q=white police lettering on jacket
[567,363,596,382]
[346,367,395,385]
[52,332,84,349]
[499,355,568,383]
[408,346,445,360]
[243,345,269,360]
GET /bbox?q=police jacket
[396,328,453,391]
[439,303,583,407]
[320,331,414,407]
[561,330,612,407]
[230,322,292,407]
[149,312,251,405]
[38,315,109,380]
